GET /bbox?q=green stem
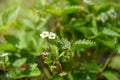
[101,52,114,72]
[46,39,51,50]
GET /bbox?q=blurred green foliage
[0,0,120,80]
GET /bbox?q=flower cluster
[40,31,56,39]
[107,8,117,19]
[97,8,117,23]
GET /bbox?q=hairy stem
[101,52,114,72]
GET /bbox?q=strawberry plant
[0,0,120,80]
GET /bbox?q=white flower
[48,32,56,39]
[40,31,49,38]
[108,8,117,19]
[40,31,57,39]
[100,12,108,23]
[83,0,92,4]
[0,53,8,57]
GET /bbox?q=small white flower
[100,12,108,23]
[48,32,56,39]
[0,53,8,57]
[83,0,92,4]
[40,31,49,38]
[108,8,117,19]
[40,31,57,39]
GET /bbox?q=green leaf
[109,56,120,69]
[59,52,69,62]
[59,52,65,58]
[82,62,100,73]
[91,18,98,35]
[36,14,51,30]
[74,72,97,80]
[61,6,82,16]
[13,58,27,67]
[50,45,59,57]
[0,43,16,51]
[46,8,62,16]
[72,39,95,50]
[4,35,19,45]
[53,76,63,80]
[62,38,71,49]
[29,63,38,70]
[46,6,83,16]
[67,72,73,80]
[44,57,53,65]
[16,30,33,49]
[97,39,115,48]
[75,26,95,38]
[0,6,20,30]
[7,7,20,23]
[6,70,24,79]
[116,45,120,54]
[6,68,41,79]
[102,28,120,37]
[102,71,118,80]
[28,68,41,77]
[31,39,47,56]
[22,18,35,29]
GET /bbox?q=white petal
[101,13,107,23]
[48,32,56,39]
[40,31,49,38]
